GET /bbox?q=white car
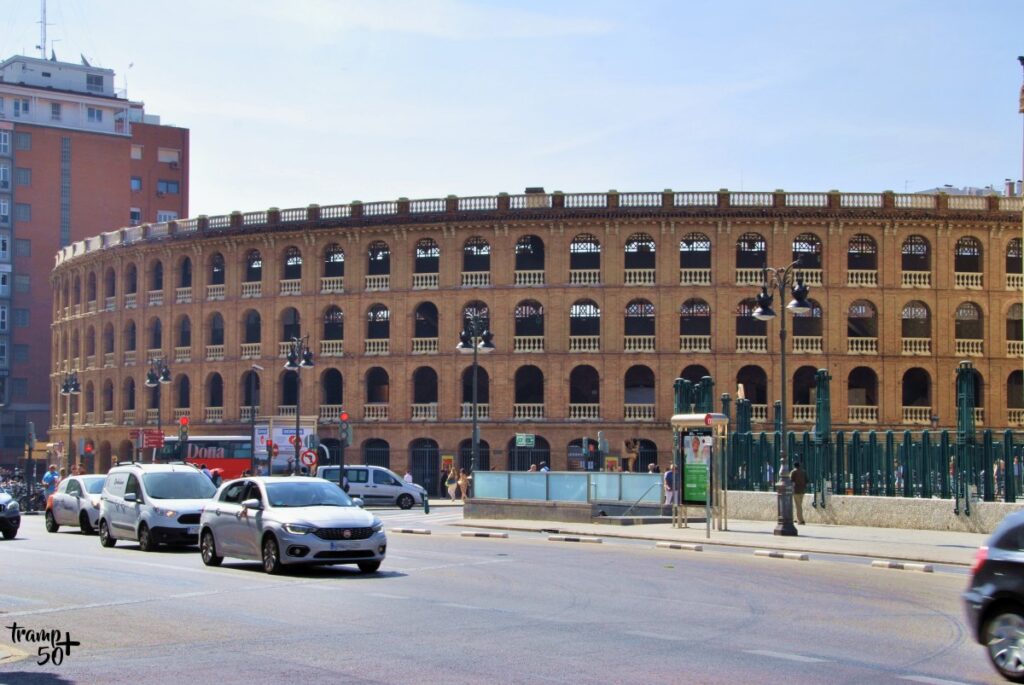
[199,477,386,575]
[45,475,106,534]
[316,465,426,509]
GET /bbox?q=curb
[754,550,810,561]
[548,535,602,544]
[871,560,934,573]
[390,528,431,535]
[460,531,509,538]
[655,542,703,552]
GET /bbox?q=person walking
[403,471,414,484]
[790,461,808,525]
[41,464,60,498]
[457,468,471,501]
[663,464,677,507]
[445,466,458,501]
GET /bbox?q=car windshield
[265,481,355,508]
[142,472,217,500]
[83,478,105,494]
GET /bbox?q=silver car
[0,486,20,539]
[199,477,386,575]
[46,475,106,534]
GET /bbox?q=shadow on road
[218,561,406,579]
[0,670,76,684]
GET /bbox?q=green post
[835,431,846,496]
[884,431,895,497]
[851,431,862,495]
[921,430,932,499]
[1005,430,1016,503]
[983,430,995,502]
[941,430,952,503]
[902,430,913,498]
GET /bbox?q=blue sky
[2,0,1022,216]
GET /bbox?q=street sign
[142,429,165,448]
[515,433,535,448]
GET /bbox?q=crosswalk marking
[744,649,829,663]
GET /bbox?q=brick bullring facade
[49,189,1024,480]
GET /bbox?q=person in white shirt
[403,471,413,484]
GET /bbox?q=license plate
[187,526,198,535]
[329,541,355,551]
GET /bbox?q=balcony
[1010,409,1024,426]
[318,340,344,357]
[240,405,260,422]
[624,268,655,286]
[320,276,344,293]
[278,342,293,357]
[1009,341,1024,357]
[173,408,190,422]
[145,408,160,425]
[146,348,163,362]
[792,336,822,354]
[736,268,762,286]
[569,335,600,352]
[70,359,80,372]
[848,405,878,424]
[901,271,931,288]
[104,352,115,368]
[175,287,192,304]
[205,344,225,361]
[846,270,877,287]
[86,354,97,369]
[240,343,261,359]
[206,284,225,300]
[513,404,545,420]
[411,403,438,421]
[412,338,438,354]
[955,339,983,357]
[847,337,878,355]
[365,339,390,355]
[954,272,983,289]
[174,346,191,363]
[736,335,767,353]
[147,289,163,306]
[122,409,136,426]
[624,404,655,421]
[411,273,438,290]
[624,335,655,352]
[73,303,81,317]
[277,405,297,418]
[1007,273,1024,290]
[570,269,600,285]
[318,404,342,423]
[85,411,95,425]
[514,336,544,353]
[902,338,931,355]
[902,406,931,424]
[102,411,114,425]
[514,270,545,286]
[569,404,599,420]
[241,282,262,298]
[365,275,390,291]
[678,335,711,353]
[124,350,137,366]
[792,405,815,423]
[678,268,711,286]
[460,403,490,420]
[279,279,301,296]
[205,407,224,423]
[798,269,823,287]
[125,293,137,309]
[86,300,97,314]
[364,403,389,421]
[104,296,116,311]
[751,405,768,423]
[461,271,490,287]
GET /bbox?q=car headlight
[154,508,177,518]
[7,500,18,512]
[90,498,101,509]
[283,523,314,535]
[371,519,383,532]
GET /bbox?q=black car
[964,510,1024,682]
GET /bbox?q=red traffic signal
[339,410,350,422]
[84,442,94,454]
[179,416,190,427]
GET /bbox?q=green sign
[515,433,535,448]
[684,463,708,501]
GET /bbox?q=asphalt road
[0,510,1001,685]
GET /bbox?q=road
[0,508,999,685]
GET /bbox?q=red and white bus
[161,436,253,480]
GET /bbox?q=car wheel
[397,494,414,510]
[262,536,282,575]
[200,530,223,567]
[45,510,59,533]
[1,526,16,540]
[985,608,1024,683]
[99,519,116,547]
[358,560,381,574]
[138,524,157,552]
[79,511,95,535]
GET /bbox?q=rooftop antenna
[35,0,49,60]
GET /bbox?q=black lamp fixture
[144,358,172,460]
[283,335,314,474]
[59,373,81,472]
[457,314,494,476]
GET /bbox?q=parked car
[98,463,217,550]
[0,486,20,539]
[198,476,386,575]
[964,510,1024,682]
[45,475,106,534]
[316,465,425,509]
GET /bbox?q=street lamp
[59,373,81,473]
[144,358,172,461]
[752,260,813,537]
[249,363,264,476]
[283,335,314,475]
[457,314,494,475]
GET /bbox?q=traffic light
[339,410,351,447]
[178,415,190,442]
[266,440,279,457]
[84,441,94,458]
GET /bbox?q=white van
[98,463,218,550]
[317,465,425,509]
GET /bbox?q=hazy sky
[2,0,1023,216]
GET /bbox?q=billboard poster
[683,433,712,501]
[254,421,318,474]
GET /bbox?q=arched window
[412,367,438,404]
[123,377,136,411]
[175,375,190,409]
[679,233,711,268]
[624,365,655,405]
[570,300,600,336]
[321,369,343,405]
[514,366,544,404]
[103,380,114,412]
[208,313,224,346]
[245,249,262,282]
[207,373,223,408]
[570,234,601,270]
[178,257,192,288]
[736,233,766,268]
[569,365,600,404]
[125,263,137,294]
[104,267,117,299]
[792,298,823,337]
[461,366,490,405]
[280,307,300,341]
[680,365,711,385]
[243,310,261,344]
[414,239,439,274]
[1008,303,1023,342]
[792,233,822,269]
[847,300,878,338]
[462,237,490,272]
[242,370,260,408]
[209,253,225,286]
[366,367,390,403]
[954,236,982,273]
[414,302,438,338]
[792,366,818,406]
[514,300,544,336]
[902,368,932,407]
[323,306,344,341]
[955,302,983,339]
[85,327,96,356]
[367,241,391,275]
[901,301,931,339]
[679,299,710,335]
[366,305,390,339]
[736,366,767,405]
[103,324,115,354]
[736,299,765,336]
[462,301,489,334]
[150,260,163,291]
[507,435,550,471]
[363,438,391,468]
[177,316,191,347]
[901,235,930,272]
[283,246,302,280]
[624,233,655,269]
[149,319,163,349]
[124,321,136,351]
[848,367,878,407]
[1007,238,1022,280]
[515,235,545,271]
[86,272,97,302]
[280,371,298,406]
[624,299,655,335]
[323,244,345,277]
[1008,371,1024,411]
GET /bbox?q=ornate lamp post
[283,335,314,475]
[456,314,494,474]
[752,260,813,537]
[144,358,172,461]
[59,373,81,472]
[249,363,264,476]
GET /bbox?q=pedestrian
[790,461,807,525]
[527,464,538,472]
[41,464,60,497]
[457,468,470,500]
[403,471,413,484]
[663,464,677,506]
[446,466,458,501]
[539,461,549,472]
[647,463,657,474]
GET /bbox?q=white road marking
[438,602,479,609]
[744,649,829,663]
[899,676,970,685]
[625,630,690,642]
[367,592,408,600]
